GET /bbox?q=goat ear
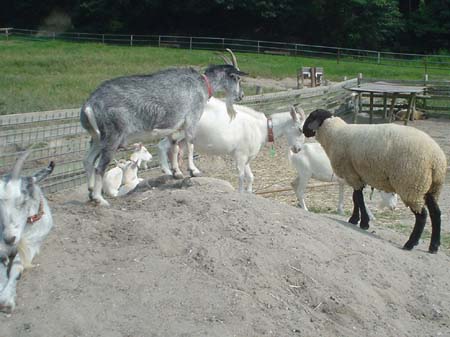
[290,106,299,122]
[32,161,55,183]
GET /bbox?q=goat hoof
[93,197,110,207]
[188,169,202,177]
[348,216,360,225]
[173,172,184,180]
[0,301,15,314]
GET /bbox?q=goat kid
[288,142,398,217]
[0,152,54,313]
[130,143,152,169]
[158,98,305,192]
[81,49,246,206]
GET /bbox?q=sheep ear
[310,119,322,131]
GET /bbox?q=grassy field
[1,38,449,114]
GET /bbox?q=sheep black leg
[349,189,370,229]
[403,207,427,250]
[425,194,441,254]
[356,189,370,229]
[348,189,360,225]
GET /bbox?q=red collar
[201,74,213,98]
[267,117,274,143]
[27,198,45,224]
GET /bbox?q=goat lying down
[0,152,54,313]
[158,98,305,192]
[103,144,151,198]
[288,142,398,218]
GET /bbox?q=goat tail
[81,105,101,144]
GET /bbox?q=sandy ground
[1,116,450,336]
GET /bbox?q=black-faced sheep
[302,109,447,253]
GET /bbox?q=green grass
[1,38,449,114]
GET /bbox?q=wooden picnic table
[347,81,425,125]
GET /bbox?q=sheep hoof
[348,216,360,225]
[428,245,439,254]
[360,223,369,230]
[402,241,417,250]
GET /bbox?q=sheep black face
[303,109,333,138]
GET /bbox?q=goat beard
[225,97,237,121]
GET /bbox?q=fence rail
[0,79,356,193]
[3,28,450,72]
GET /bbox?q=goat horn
[225,48,239,70]
[11,150,30,180]
[293,104,306,120]
[215,52,232,65]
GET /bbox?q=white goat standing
[0,152,54,313]
[158,97,305,193]
[288,142,398,217]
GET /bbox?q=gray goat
[81,49,246,206]
[0,152,54,313]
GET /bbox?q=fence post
[53,31,56,40]
[222,38,225,50]
[337,48,340,64]
[130,34,133,46]
[377,52,381,64]
[257,41,260,54]
[189,37,192,50]
[6,28,9,41]
[424,56,428,76]
[158,35,161,47]
[102,34,105,44]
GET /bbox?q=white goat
[102,159,129,197]
[0,152,54,313]
[130,143,152,169]
[158,97,305,192]
[118,160,143,196]
[288,142,398,217]
[103,158,143,198]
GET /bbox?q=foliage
[1,0,449,53]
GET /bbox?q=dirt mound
[1,176,449,337]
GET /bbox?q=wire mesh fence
[0,79,356,193]
[3,28,450,72]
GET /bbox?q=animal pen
[0,78,357,193]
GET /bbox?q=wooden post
[369,92,374,124]
[404,94,416,125]
[377,52,381,64]
[383,93,388,119]
[337,49,340,64]
[130,35,133,46]
[102,34,105,44]
[388,94,398,123]
[189,37,192,50]
[257,41,260,54]
[158,35,161,47]
[311,67,316,88]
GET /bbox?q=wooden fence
[0,79,356,193]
